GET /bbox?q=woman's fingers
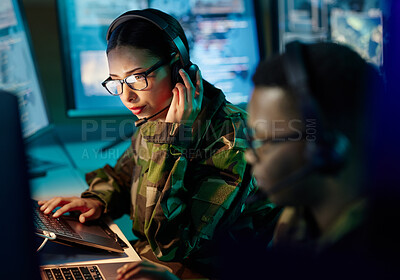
[79,208,97,223]
[116,261,176,280]
[178,69,193,96]
[166,67,203,125]
[196,69,203,105]
[170,87,178,109]
[116,263,140,280]
[40,197,71,214]
[39,197,103,223]
[175,82,186,108]
[52,199,85,218]
[38,198,58,212]
[179,68,198,108]
[119,266,142,280]
[117,263,134,274]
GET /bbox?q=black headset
[283,41,350,175]
[106,9,199,86]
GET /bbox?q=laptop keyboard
[43,265,104,280]
[33,203,82,239]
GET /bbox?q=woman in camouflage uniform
[39,9,278,278]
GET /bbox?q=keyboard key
[44,265,102,280]
[51,268,64,280]
[71,267,84,280]
[44,269,54,280]
[32,204,82,240]
[61,268,74,280]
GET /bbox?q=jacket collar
[191,81,226,150]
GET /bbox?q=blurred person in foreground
[231,41,391,279]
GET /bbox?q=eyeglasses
[101,59,167,96]
[244,127,304,163]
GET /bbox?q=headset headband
[284,41,350,173]
[284,41,329,145]
[106,10,190,67]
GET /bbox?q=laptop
[0,90,140,279]
[40,262,133,280]
[32,200,126,254]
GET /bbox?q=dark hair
[106,8,189,62]
[252,42,381,136]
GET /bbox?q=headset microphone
[134,104,170,127]
[101,104,170,151]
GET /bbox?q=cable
[37,238,48,252]
[36,231,56,252]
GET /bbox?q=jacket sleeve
[138,116,253,262]
[81,136,137,219]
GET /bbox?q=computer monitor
[330,8,383,66]
[57,0,261,117]
[277,0,383,67]
[0,0,50,140]
[0,90,41,279]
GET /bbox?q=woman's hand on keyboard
[116,260,179,280]
[38,197,105,223]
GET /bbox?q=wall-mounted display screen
[278,0,383,66]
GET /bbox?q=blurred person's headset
[106,9,199,87]
[283,41,350,175]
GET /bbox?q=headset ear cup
[310,132,350,174]
[186,64,199,84]
[328,132,350,173]
[171,61,198,86]
[170,61,182,86]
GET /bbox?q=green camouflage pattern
[82,85,277,264]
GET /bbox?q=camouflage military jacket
[82,83,274,262]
